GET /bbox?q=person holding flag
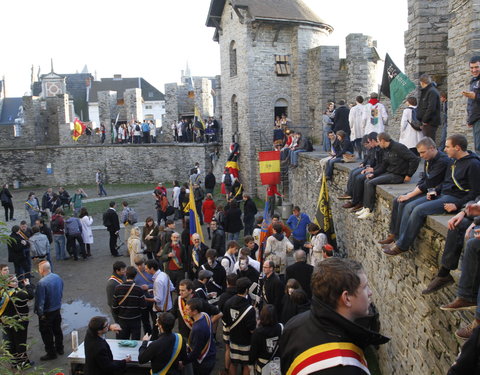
[72,118,86,141]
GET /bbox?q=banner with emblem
[314,174,337,249]
[258,151,281,185]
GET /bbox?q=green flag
[380,53,416,113]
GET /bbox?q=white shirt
[152,270,175,311]
[399,106,424,149]
[233,257,260,273]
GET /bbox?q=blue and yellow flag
[184,184,204,244]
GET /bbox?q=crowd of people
[172,117,221,144]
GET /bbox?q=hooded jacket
[467,75,480,125]
[417,83,441,127]
[280,297,390,375]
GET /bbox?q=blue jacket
[286,213,311,241]
[35,272,64,315]
[65,217,82,235]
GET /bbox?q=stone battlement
[289,151,471,375]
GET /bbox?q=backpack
[103,212,112,227]
[127,208,138,224]
[224,173,232,186]
[406,107,423,131]
[51,216,61,232]
[135,124,141,131]
[305,138,314,152]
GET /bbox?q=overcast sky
[0,0,407,97]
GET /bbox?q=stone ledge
[289,151,468,375]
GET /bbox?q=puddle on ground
[61,300,105,334]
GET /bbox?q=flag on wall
[194,106,205,129]
[72,118,86,141]
[380,53,416,113]
[314,174,337,249]
[256,201,271,263]
[258,151,281,185]
[183,184,204,243]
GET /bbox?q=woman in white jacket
[264,222,293,276]
[79,207,94,257]
[305,223,327,267]
[399,96,424,153]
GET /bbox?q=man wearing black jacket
[357,132,420,219]
[379,137,450,245]
[417,74,441,140]
[204,170,216,195]
[260,260,284,314]
[285,250,314,299]
[210,219,226,257]
[384,134,480,256]
[104,201,121,257]
[332,99,351,136]
[242,194,257,236]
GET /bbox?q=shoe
[342,202,355,209]
[350,204,363,212]
[113,254,122,257]
[338,194,352,200]
[378,234,395,245]
[355,207,367,216]
[455,320,480,340]
[57,348,64,355]
[358,208,373,219]
[422,274,454,295]
[440,297,476,311]
[383,245,406,256]
[382,243,395,250]
[40,353,57,361]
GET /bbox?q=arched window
[230,41,237,77]
[274,98,288,122]
[231,95,238,134]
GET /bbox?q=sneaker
[358,208,372,219]
[455,320,480,340]
[355,207,367,216]
[57,348,64,355]
[440,297,476,311]
[422,274,454,295]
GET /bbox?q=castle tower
[206,0,333,195]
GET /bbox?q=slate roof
[206,0,332,31]
[88,77,165,103]
[0,98,23,125]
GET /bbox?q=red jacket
[202,199,216,223]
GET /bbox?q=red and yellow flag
[72,118,86,141]
[259,151,281,185]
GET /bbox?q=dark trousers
[363,173,405,211]
[39,309,63,355]
[13,258,31,280]
[141,305,157,335]
[157,210,167,226]
[353,138,363,158]
[3,202,14,221]
[346,167,364,197]
[390,195,424,236]
[195,201,204,225]
[167,269,185,291]
[66,233,86,260]
[422,124,437,140]
[441,217,473,270]
[4,321,29,364]
[268,195,276,217]
[193,357,215,375]
[117,318,142,340]
[243,216,255,236]
[292,237,306,250]
[109,230,119,256]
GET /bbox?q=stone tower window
[231,95,239,134]
[230,41,238,77]
[275,55,291,76]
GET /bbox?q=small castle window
[275,55,291,76]
[230,41,237,77]
[148,92,154,98]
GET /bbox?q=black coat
[417,83,441,127]
[224,207,244,233]
[84,331,126,375]
[333,106,351,135]
[285,261,314,299]
[373,140,420,178]
[204,173,216,190]
[7,232,28,263]
[104,208,120,232]
[211,228,226,257]
[243,198,258,219]
[0,188,12,205]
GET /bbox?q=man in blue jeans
[384,134,480,255]
[440,233,480,340]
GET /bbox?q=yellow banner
[259,160,280,174]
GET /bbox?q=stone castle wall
[289,152,469,375]
[0,144,216,187]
